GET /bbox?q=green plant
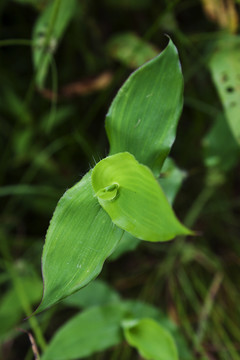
[33,38,193,359]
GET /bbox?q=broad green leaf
[32,0,77,88]
[41,304,127,360]
[107,32,159,68]
[92,152,191,242]
[209,35,240,144]
[63,279,120,308]
[203,114,239,172]
[159,158,186,204]
[123,318,179,360]
[37,172,124,313]
[106,39,183,175]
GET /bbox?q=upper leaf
[105,39,183,175]
[92,152,191,242]
[37,172,123,313]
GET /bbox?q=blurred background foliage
[0,0,240,359]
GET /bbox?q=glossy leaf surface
[92,152,191,242]
[106,39,183,174]
[37,172,123,313]
[123,318,179,360]
[209,35,240,144]
[42,304,127,360]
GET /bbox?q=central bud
[96,183,119,201]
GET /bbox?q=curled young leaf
[92,152,192,242]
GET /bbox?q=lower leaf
[37,171,124,313]
[42,304,127,360]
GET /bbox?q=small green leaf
[124,301,192,360]
[32,0,77,88]
[107,32,159,68]
[37,172,123,313]
[123,317,179,360]
[41,304,127,360]
[92,152,191,242]
[106,39,183,175]
[209,35,240,144]
[123,318,178,360]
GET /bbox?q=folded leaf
[106,39,183,175]
[109,157,187,259]
[37,172,123,313]
[92,152,191,242]
[123,318,179,360]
